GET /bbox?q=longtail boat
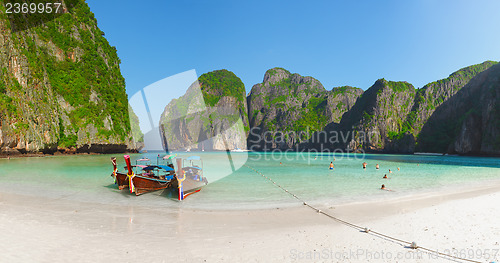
[110,154,208,199]
[125,155,175,196]
[174,156,208,200]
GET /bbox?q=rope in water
[243,164,485,263]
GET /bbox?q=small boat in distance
[230,148,250,152]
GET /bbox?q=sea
[1,152,499,210]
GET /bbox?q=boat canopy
[163,154,176,160]
[186,156,201,161]
[184,166,202,170]
[142,165,174,172]
[157,165,174,172]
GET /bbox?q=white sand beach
[1,183,500,263]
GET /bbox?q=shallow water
[0,152,499,210]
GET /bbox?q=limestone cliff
[0,0,137,154]
[159,69,249,151]
[318,79,416,153]
[247,68,363,150]
[418,63,500,155]
[401,61,497,138]
[314,61,497,154]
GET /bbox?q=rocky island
[0,0,138,155]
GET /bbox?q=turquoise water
[0,152,499,209]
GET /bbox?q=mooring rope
[243,164,486,263]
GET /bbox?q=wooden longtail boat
[175,156,208,200]
[122,155,174,196]
[110,155,208,199]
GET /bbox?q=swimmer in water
[280,162,282,165]
[362,162,367,169]
[376,164,379,169]
[389,169,392,173]
[381,184,394,191]
[397,167,400,171]
[329,162,334,169]
[383,174,388,179]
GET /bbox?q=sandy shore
[1,183,500,263]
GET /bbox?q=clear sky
[87,0,500,96]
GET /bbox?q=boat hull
[131,175,174,196]
[173,176,208,194]
[112,172,129,190]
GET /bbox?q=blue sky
[87,0,500,96]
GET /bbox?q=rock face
[418,63,500,155]
[316,79,416,153]
[302,61,497,154]
[160,62,498,155]
[247,68,363,150]
[402,61,497,138]
[159,69,249,151]
[0,1,137,154]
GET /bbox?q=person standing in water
[362,162,367,169]
[329,162,334,169]
[376,164,379,169]
[389,169,392,173]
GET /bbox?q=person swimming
[383,174,388,179]
[397,167,400,171]
[280,162,282,165]
[389,169,392,173]
[329,162,334,169]
[376,164,379,169]
[381,184,394,191]
[362,162,367,169]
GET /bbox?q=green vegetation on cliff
[261,69,329,134]
[198,69,249,131]
[416,62,500,154]
[402,61,498,138]
[159,69,249,151]
[247,68,363,150]
[0,0,133,153]
[199,69,246,107]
